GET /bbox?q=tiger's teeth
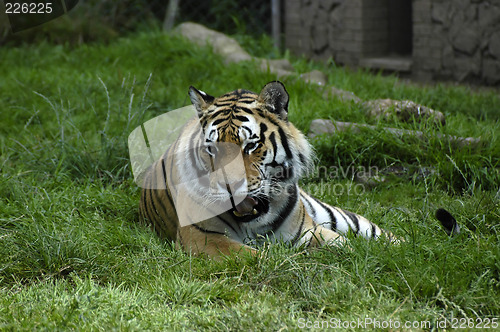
[233,209,258,217]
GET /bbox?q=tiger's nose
[223,178,246,193]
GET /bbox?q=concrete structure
[284,0,500,84]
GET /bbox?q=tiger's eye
[244,142,258,154]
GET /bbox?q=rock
[259,61,294,78]
[308,119,481,148]
[308,119,337,138]
[312,9,329,52]
[300,70,328,86]
[364,99,445,125]
[321,0,344,11]
[451,25,480,55]
[300,70,362,102]
[262,59,294,71]
[175,22,252,64]
[454,50,482,82]
[176,22,296,75]
[465,4,478,22]
[479,3,500,28]
[442,45,454,70]
[322,86,362,103]
[431,2,449,24]
[488,31,500,59]
[355,172,386,188]
[482,59,500,84]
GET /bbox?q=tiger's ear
[258,81,289,121]
[189,86,215,117]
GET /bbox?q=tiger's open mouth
[230,195,269,221]
[232,196,258,217]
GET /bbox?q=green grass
[1,31,499,330]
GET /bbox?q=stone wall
[284,0,402,63]
[284,0,500,84]
[413,0,500,84]
[284,0,363,65]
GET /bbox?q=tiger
[138,81,458,258]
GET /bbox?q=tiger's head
[187,81,313,221]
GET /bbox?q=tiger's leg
[308,225,347,247]
[293,203,348,248]
[300,189,399,243]
[177,226,257,259]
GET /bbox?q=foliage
[176,0,272,37]
[1,0,272,46]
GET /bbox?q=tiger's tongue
[234,196,257,215]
